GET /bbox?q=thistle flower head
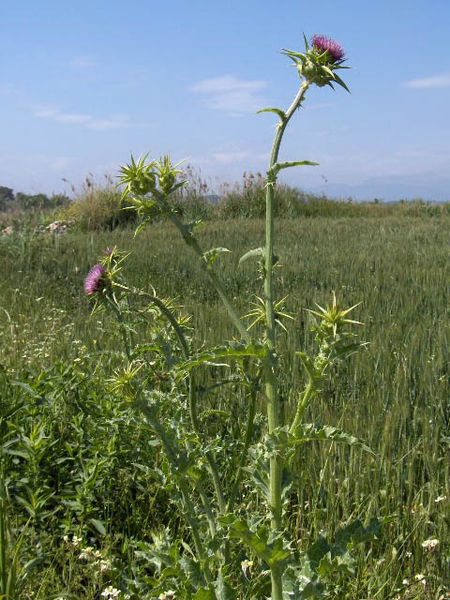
[282,33,349,91]
[311,34,345,62]
[84,264,106,295]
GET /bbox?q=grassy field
[0,215,448,598]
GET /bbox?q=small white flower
[72,535,82,547]
[101,586,121,599]
[158,591,176,600]
[97,558,112,572]
[79,547,95,560]
[422,538,440,551]
[435,495,447,504]
[414,573,426,585]
[100,585,120,600]
[402,578,409,585]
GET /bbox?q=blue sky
[2,0,450,201]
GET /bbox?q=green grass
[0,216,448,598]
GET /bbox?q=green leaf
[179,554,204,588]
[10,381,41,399]
[332,72,350,93]
[177,342,266,374]
[266,424,374,459]
[244,446,269,498]
[272,161,319,175]
[193,588,216,600]
[219,515,291,568]
[215,573,238,600]
[89,518,106,536]
[256,107,286,120]
[294,424,374,455]
[281,48,307,60]
[239,247,265,266]
[202,247,231,265]
[282,562,325,599]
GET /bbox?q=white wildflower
[422,538,440,551]
[158,591,176,600]
[97,558,112,572]
[435,495,447,504]
[101,587,121,599]
[414,573,426,585]
[79,546,95,560]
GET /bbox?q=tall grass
[0,216,448,598]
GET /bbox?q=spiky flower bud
[282,33,349,91]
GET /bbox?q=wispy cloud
[190,74,268,114]
[192,149,270,166]
[0,84,14,95]
[33,106,130,131]
[212,151,250,164]
[403,73,450,88]
[69,55,98,69]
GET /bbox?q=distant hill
[311,174,450,203]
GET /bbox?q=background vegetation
[0,179,448,598]
[1,172,449,233]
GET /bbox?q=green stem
[104,294,132,360]
[157,196,251,343]
[133,288,190,358]
[137,402,213,585]
[133,288,226,513]
[289,382,314,434]
[264,81,309,600]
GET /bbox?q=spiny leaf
[292,424,374,454]
[193,588,216,600]
[238,247,265,266]
[273,160,319,174]
[202,247,231,265]
[219,515,291,568]
[256,107,286,120]
[177,342,266,374]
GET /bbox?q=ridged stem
[264,81,309,600]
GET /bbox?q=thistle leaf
[176,342,266,374]
[292,423,374,454]
[239,247,265,265]
[202,247,231,265]
[256,107,286,120]
[219,515,291,568]
[273,161,319,175]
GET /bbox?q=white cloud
[49,157,70,170]
[212,151,250,164]
[0,84,14,95]
[403,74,450,88]
[69,55,98,69]
[33,106,130,130]
[191,74,268,113]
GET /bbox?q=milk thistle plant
[86,35,379,599]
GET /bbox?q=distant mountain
[310,174,450,203]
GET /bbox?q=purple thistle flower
[311,34,345,61]
[84,264,106,295]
